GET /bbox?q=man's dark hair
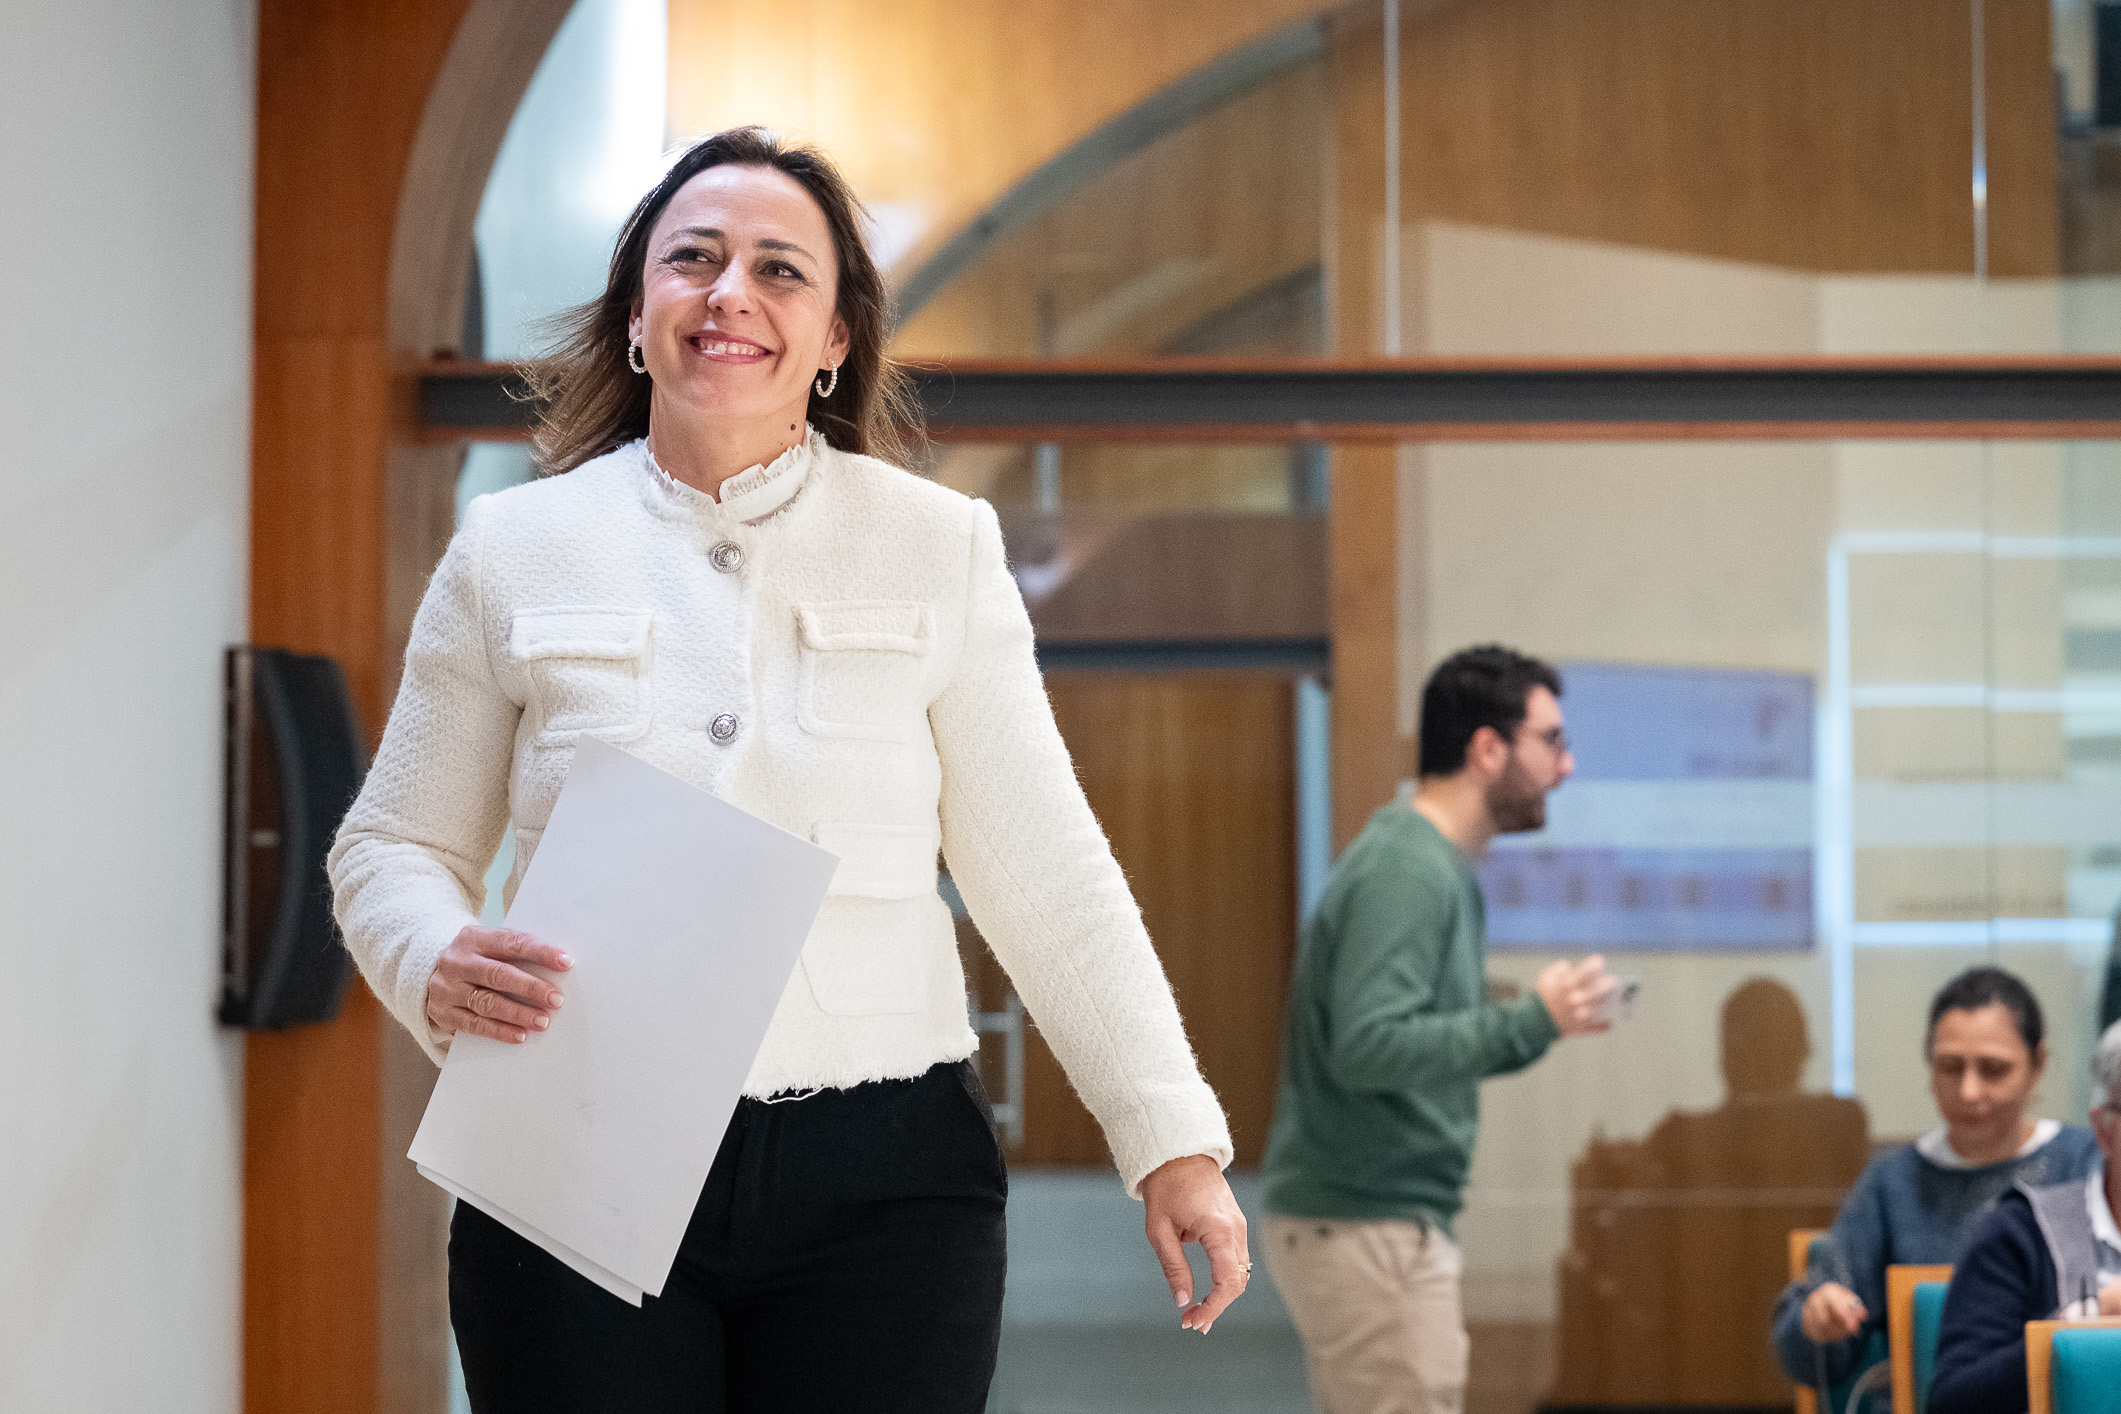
[1926,965,2045,1053]
[1417,645,1563,778]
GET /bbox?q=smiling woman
[526,126,919,480]
[328,126,1252,1413]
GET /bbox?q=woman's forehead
[655,165,832,252]
[1931,1004,2028,1053]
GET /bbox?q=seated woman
[1928,1021,2121,1414]
[1772,968,2098,1402]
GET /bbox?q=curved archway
[389,0,576,358]
[246,4,570,1412]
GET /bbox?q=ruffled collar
[641,426,822,524]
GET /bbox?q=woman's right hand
[1800,1281,1868,1343]
[425,925,572,1044]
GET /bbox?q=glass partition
[1404,436,2121,1414]
[886,1,2121,365]
[943,432,2121,1413]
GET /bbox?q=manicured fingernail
[557,953,574,968]
[1203,1322,1214,1334]
[549,992,565,1008]
[1176,1291,1190,1307]
[533,1015,549,1030]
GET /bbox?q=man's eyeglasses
[1517,725,1570,755]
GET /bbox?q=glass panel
[2055,0,2121,352]
[1391,436,2121,1414]
[888,0,2044,363]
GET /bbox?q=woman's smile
[688,336,772,363]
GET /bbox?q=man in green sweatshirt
[1262,644,1617,1414]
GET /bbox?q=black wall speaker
[220,646,366,1030]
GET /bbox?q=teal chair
[1889,1265,1953,1414]
[2029,1319,2121,1414]
[2051,1326,2121,1414]
[1911,1280,1948,1413]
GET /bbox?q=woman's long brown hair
[525,126,922,474]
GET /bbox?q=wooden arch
[247,3,568,1411]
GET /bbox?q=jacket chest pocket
[510,607,654,741]
[795,600,935,744]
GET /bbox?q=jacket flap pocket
[798,925,932,1016]
[797,600,934,655]
[815,821,938,899]
[509,607,653,661]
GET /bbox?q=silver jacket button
[709,712,740,744]
[709,541,744,574]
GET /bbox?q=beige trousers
[1264,1214,1470,1414]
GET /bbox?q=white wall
[0,1,254,1408]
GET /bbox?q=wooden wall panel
[251,338,392,710]
[250,4,475,1412]
[1365,0,2054,279]
[997,674,1299,1169]
[241,989,386,1414]
[1327,446,1405,847]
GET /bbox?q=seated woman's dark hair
[526,125,922,475]
[1417,645,1563,777]
[1926,965,2044,1053]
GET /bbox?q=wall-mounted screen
[1480,662,1814,952]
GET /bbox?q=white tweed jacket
[328,433,1232,1191]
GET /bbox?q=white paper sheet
[418,1163,646,1302]
[409,735,839,1305]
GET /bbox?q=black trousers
[449,1060,1009,1413]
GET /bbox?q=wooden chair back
[1887,1264,1954,1414]
[1791,1229,1824,1414]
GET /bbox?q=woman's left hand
[1140,1153,1250,1333]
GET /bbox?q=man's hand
[425,925,572,1044]
[1140,1154,1250,1333]
[1801,1282,1869,1343]
[1536,954,1617,1037]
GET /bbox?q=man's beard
[1485,754,1547,835]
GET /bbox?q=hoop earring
[814,362,839,398]
[627,339,647,375]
